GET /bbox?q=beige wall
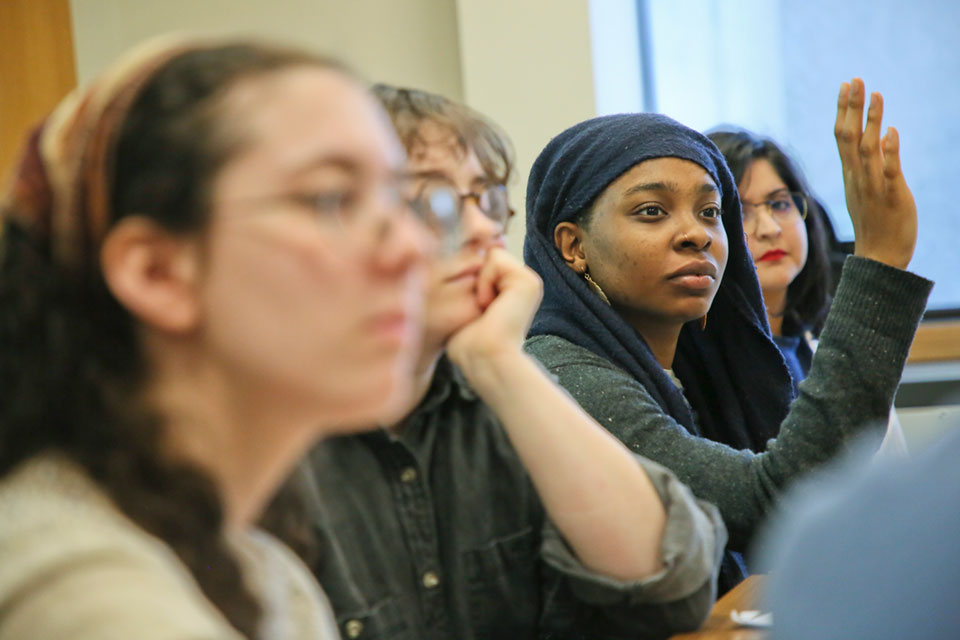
[69,0,600,258]
[69,0,463,100]
[455,0,596,256]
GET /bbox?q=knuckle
[836,129,856,144]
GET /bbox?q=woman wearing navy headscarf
[523,79,931,592]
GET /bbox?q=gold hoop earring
[583,269,611,306]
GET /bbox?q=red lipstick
[758,249,787,262]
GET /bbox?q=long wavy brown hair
[0,40,342,638]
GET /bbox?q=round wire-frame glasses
[740,191,808,234]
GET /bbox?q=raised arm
[835,77,917,269]
[526,78,932,551]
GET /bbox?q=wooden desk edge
[669,575,768,639]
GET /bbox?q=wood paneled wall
[0,0,77,183]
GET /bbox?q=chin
[320,377,412,434]
[427,299,483,347]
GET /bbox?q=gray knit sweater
[524,256,932,551]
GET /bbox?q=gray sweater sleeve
[525,256,932,550]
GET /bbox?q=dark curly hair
[0,41,342,638]
[707,128,832,335]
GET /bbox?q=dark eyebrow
[289,155,362,179]
[288,156,407,186]
[623,181,675,197]
[763,187,791,199]
[623,181,719,197]
[404,170,499,193]
[699,183,720,195]
[406,169,451,181]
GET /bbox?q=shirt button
[344,619,363,638]
[422,570,440,589]
[399,466,418,483]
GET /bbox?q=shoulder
[234,530,342,639]
[524,334,626,374]
[0,455,241,640]
[525,334,653,401]
[524,335,672,437]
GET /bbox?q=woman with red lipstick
[710,128,907,456]
[524,79,931,592]
[707,129,831,390]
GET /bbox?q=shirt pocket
[461,526,540,639]
[334,594,415,640]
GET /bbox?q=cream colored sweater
[0,454,341,640]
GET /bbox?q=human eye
[769,197,793,212]
[632,205,667,218]
[290,190,356,220]
[700,205,722,220]
[410,183,459,235]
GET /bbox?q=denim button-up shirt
[302,358,724,640]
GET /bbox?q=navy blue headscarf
[524,113,793,454]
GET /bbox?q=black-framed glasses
[740,191,808,234]
[408,181,513,252]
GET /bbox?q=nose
[752,206,783,239]
[458,198,506,253]
[674,212,712,251]
[370,204,435,274]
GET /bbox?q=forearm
[765,257,931,474]
[459,348,668,581]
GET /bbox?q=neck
[619,309,684,369]
[145,337,320,531]
[387,338,444,433]
[763,288,787,336]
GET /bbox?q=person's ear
[100,216,202,334]
[553,221,587,272]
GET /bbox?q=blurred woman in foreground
[0,36,429,639]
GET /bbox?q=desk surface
[669,575,768,639]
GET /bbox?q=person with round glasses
[706,129,831,390]
[273,84,726,639]
[709,128,907,457]
[407,169,512,255]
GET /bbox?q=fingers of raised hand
[881,126,903,182]
[835,78,866,160]
[858,91,885,188]
[860,92,883,155]
[834,81,850,144]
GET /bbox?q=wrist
[452,346,530,398]
[854,248,912,271]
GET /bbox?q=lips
[666,260,718,291]
[667,260,718,280]
[444,263,482,283]
[757,249,787,263]
[368,309,417,343]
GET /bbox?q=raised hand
[834,78,917,270]
[445,247,543,374]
